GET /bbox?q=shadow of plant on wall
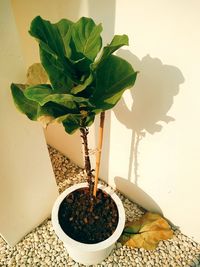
[114,50,185,184]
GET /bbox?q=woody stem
[80,126,93,195]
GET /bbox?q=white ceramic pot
[52,182,125,265]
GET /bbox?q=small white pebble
[15,254,21,261]
[45,243,50,251]
[34,233,39,242]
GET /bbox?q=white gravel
[0,145,200,267]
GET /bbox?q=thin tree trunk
[93,111,105,197]
[80,126,93,195]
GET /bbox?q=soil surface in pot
[58,187,119,244]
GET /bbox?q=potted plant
[10,16,137,265]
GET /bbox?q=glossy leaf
[92,34,129,69]
[40,94,93,109]
[11,83,38,120]
[11,83,56,126]
[39,47,74,92]
[29,16,78,90]
[120,212,173,250]
[71,73,93,94]
[71,17,102,61]
[24,84,93,111]
[91,55,138,111]
[24,84,53,104]
[61,114,82,134]
[29,16,66,58]
[57,111,95,134]
[56,18,73,58]
[39,101,72,118]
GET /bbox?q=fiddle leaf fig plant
[11,16,138,195]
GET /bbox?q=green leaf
[71,17,102,61]
[29,16,78,90]
[56,18,73,58]
[11,83,38,120]
[61,114,82,134]
[72,57,92,76]
[39,47,74,92]
[71,73,93,94]
[29,16,66,58]
[58,111,95,134]
[40,101,72,118]
[56,18,73,35]
[10,83,59,128]
[24,84,53,104]
[92,34,129,69]
[91,55,138,111]
[84,112,95,127]
[41,94,92,109]
[24,84,93,111]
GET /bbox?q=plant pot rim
[52,182,125,252]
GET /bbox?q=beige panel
[44,123,83,168]
[11,0,84,68]
[0,0,58,246]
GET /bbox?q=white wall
[112,0,200,242]
[0,0,58,246]
[11,0,200,242]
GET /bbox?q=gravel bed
[0,145,200,267]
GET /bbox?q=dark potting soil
[58,187,119,244]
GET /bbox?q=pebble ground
[0,146,200,267]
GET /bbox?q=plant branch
[80,126,93,195]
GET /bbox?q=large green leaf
[24,84,53,104]
[60,114,82,134]
[55,18,92,76]
[29,16,78,90]
[70,34,128,97]
[29,16,66,58]
[71,17,102,61]
[92,34,129,69]
[56,18,73,58]
[10,83,62,126]
[40,94,93,109]
[71,73,93,95]
[59,111,95,134]
[24,84,93,110]
[39,47,75,92]
[11,83,38,120]
[40,101,73,119]
[91,55,138,111]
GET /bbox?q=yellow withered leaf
[120,212,173,250]
[37,115,54,128]
[26,63,49,85]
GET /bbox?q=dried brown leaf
[120,212,173,250]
